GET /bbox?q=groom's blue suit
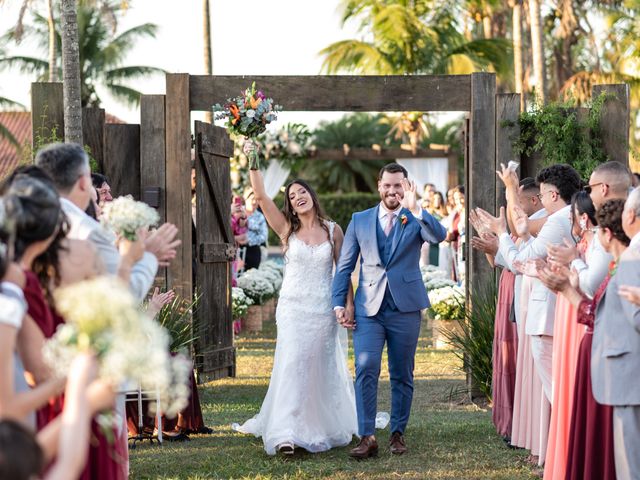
[332,205,446,436]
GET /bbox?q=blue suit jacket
[331,205,447,316]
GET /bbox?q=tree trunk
[203,0,213,123]
[60,0,83,144]
[528,0,546,104]
[483,15,492,39]
[511,0,524,109]
[47,0,57,82]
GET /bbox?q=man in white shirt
[35,143,179,302]
[478,164,581,402]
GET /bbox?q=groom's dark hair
[378,163,408,180]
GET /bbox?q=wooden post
[82,107,105,172]
[30,82,64,149]
[165,74,192,302]
[495,94,521,211]
[593,84,630,167]
[104,124,140,199]
[141,95,168,290]
[468,73,497,296]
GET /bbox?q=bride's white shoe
[277,442,295,455]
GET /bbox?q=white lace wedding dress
[232,222,358,454]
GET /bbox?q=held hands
[399,179,421,216]
[335,306,356,330]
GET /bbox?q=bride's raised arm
[249,169,288,240]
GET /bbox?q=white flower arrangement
[259,259,285,278]
[43,277,190,417]
[258,265,282,291]
[428,285,465,321]
[237,269,275,305]
[100,195,160,241]
[232,287,253,319]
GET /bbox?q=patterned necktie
[384,212,396,236]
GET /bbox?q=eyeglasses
[583,182,607,194]
[536,189,558,200]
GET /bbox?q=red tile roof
[0,111,126,178]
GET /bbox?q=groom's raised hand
[399,178,421,216]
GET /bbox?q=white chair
[122,385,163,448]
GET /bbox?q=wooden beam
[104,124,140,199]
[140,95,167,222]
[165,74,192,302]
[307,147,451,161]
[82,107,105,172]
[593,84,630,166]
[468,73,496,296]
[31,82,64,149]
[190,75,472,112]
[495,94,520,211]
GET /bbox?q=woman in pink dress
[543,192,610,479]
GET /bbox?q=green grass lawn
[129,320,537,480]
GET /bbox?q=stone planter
[243,305,263,332]
[431,318,464,349]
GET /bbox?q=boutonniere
[400,214,408,227]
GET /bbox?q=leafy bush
[440,280,497,401]
[155,292,202,353]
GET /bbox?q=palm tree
[0,93,25,147]
[0,2,163,108]
[203,0,212,123]
[60,0,82,143]
[528,0,546,104]
[321,1,513,83]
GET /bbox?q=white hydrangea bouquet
[232,287,253,319]
[237,268,275,305]
[258,265,283,291]
[100,195,160,241]
[428,285,465,321]
[44,277,191,417]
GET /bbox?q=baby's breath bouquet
[44,277,191,417]
[100,195,160,241]
[232,287,253,319]
[428,285,465,321]
[213,82,281,170]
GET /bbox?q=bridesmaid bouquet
[213,82,281,170]
[43,277,191,417]
[101,195,159,241]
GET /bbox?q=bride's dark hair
[282,179,331,250]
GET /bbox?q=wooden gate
[194,121,236,381]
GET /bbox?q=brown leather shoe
[389,431,407,455]
[349,435,378,459]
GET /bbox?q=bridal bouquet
[43,277,191,417]
[428,285,465,321]
[213,82,281,170]
[101,195,160,241]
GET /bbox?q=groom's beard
[381,194,401,210]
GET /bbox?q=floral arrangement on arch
[428,285,465,321]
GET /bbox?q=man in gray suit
[36,143,179,302]
[593,188,640,479]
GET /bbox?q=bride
[232,165,357,455]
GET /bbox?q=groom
[332,163,446,458]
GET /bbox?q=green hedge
[267,192,380,246]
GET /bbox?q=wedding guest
[633,172,640,188]
[587,161,633,209]
[543,191,610,480]
[480,164,581,403]
[243,187,268,270]
[91,173,113,206]
[35,143,179,303]
[421,191,447,266]
[589,189,640,479]
[539,199,629,480]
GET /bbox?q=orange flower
[229,104,240,120]
[250,96,258,109]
